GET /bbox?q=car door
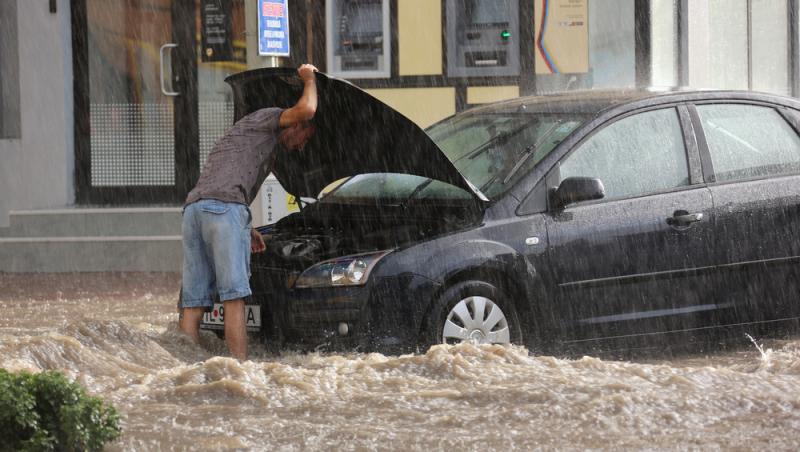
[541,105,720,342]
[692,102,800,323]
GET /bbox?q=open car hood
[225,68,487,201]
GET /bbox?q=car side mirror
[551,177,605,209]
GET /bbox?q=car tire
[423,280,522,347]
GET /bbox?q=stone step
[0,235,182,272]
[0,207,182,237]
[0,207,184,272]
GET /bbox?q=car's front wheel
[424,280,522,347]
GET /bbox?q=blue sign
[258,0,290,56]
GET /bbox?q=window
[708,0,749,90]
[558,108,689,201]
[588,0,635,88]
[697,104,800,182]
[650,0,678,87]
[0,0,20,138]
[700,0,791,95]
[750,0,790,95]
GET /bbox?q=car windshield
[319,111,587,204]
[320,173,474,205]
[426,112,588,198]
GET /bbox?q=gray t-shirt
[185,107,284,207]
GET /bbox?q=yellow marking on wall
[399,0,442,76]
[365,88,455,128]
[466,86,520,105]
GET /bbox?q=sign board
[258,0,290,56]
[201,0,233,62]
[259,177,293,225]
[534,0,588,74]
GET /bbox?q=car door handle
[666,211,704,227]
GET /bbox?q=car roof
[457,88,800,117]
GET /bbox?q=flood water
[1,272,799,450]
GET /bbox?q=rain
[2,0,800,450]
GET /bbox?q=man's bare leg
[223,299,247,360]
[179,307,205,343]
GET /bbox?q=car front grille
[253,266,367,342]
[287,299,362,323]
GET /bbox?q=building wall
[1,0,799,223]
[398,0,442,76]
[0,0,74,225]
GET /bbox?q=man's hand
[298,63,318,82]
[250,228,266,254]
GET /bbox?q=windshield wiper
[401,178,435,207]
[453,123,530,164]
[501,120,564,184]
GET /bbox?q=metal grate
[90,103,175,186]
[199,101,235,168]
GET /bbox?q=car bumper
[257,271,441,353]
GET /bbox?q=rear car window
[696,104,800,182]
[558,107,690,200]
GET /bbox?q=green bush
[0,369,120,451]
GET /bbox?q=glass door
[195,0,247,169]
[73,0,247,204]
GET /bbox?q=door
[73,0,246,204]
[542,106,719,341]
[692,102,800,322]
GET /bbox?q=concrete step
[0,236,182,272]
[0,207,182,237]
[0,207,183,272]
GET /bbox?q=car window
[696,104,800,182]
[558,107,690,201]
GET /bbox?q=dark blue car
[201,68,800,354]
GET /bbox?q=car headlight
[294,250,392,288]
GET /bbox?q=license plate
[200,303,261,331]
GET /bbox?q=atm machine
[446,0,520,77]
[326,0,390,78]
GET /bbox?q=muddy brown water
[1,272,799,451]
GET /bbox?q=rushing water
[1,273,799,451]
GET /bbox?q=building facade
[1,0,799,226]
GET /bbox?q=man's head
[279,121,315,150]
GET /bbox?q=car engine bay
[254,201,483,270]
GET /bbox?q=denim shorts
[180,199,252,310]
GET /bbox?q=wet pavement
[1,272,799,451]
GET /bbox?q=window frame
[688,100,800,185]
[0,0,20,139]
[542,104,701,211]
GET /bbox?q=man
[179,63,318,360]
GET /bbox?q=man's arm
[279,63,318,127]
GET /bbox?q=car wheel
[424,280,522,347]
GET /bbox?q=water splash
[745,332,768,359]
